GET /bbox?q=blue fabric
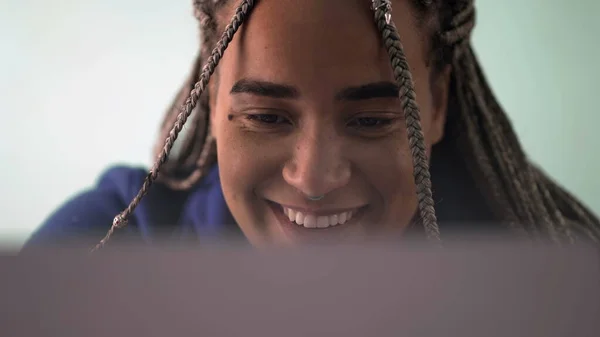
[24,152,503,248]
[25,165,241,247]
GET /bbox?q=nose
[282,130,351,198]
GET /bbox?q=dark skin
[209,0,451,247]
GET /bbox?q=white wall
[1,0,598,247]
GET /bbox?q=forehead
[218,0,427,94]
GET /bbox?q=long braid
[466,46,557,236]
[372,1,440,241]
[90,0,257,252]
[459,48,545,235]
[451,55,524,234]
[432,0,599,241]
[178,0,219,171]
[153,0,219,190]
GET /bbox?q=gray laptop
[2,241,599,337]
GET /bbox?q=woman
[25,0,600,250]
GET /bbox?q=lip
[276,203,364,216]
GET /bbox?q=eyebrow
[230,79,300,99]
[230,79,400,101]
[334,82,400,101]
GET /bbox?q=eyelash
[347,117,393,129]
[245,114,291,125]
[244,113,396,131]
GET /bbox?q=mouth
[282,206,355,229]
[267,201,365,231]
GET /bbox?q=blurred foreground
[1,240,599,336]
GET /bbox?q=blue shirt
[25,165,243,248]
[25,156,501,248]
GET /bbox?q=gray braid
[152,0,219,190]
[90,0,257,252]
[372,1,441,241]
[432,0,597,242]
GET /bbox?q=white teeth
[304,215,317,228]
[287,209,296,222]
[295,212,304,225]
[339,212,347,224]
[317,216,329,228]
[281,207,355,229]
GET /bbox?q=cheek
[215,124,265,193]
[211,84,271,195]
[213,111,284,202]
[350,137,417,204]
[348,137,418,233]
[213,116,277,239]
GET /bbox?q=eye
[348,117,393,128]
[246,113,291,125]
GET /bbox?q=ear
[428,64,451,145]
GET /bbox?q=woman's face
[211,0,450,246]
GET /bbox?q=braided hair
[91,0,600,251]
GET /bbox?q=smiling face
[210,0,450,246]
